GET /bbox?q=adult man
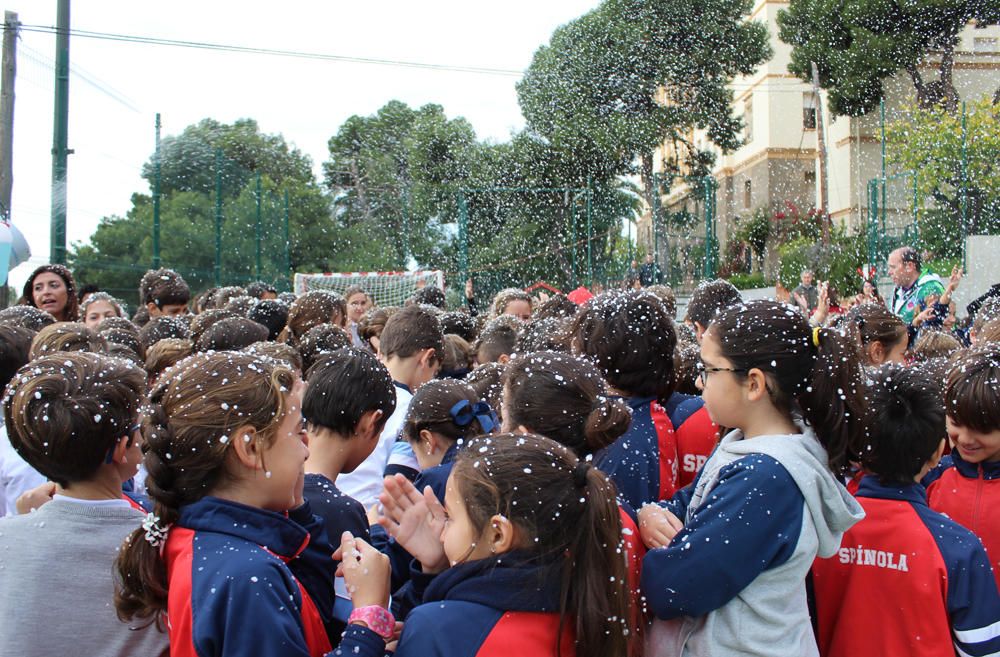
[791,270,818,314]
[887,246,944,326]
[639,254,661,287]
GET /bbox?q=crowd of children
[0,261,999,657]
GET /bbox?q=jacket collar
[423,551,563,613]
[178,496,310,560]
[856,475,927,505]
[950,450,1000,480]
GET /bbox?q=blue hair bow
[449,399,498,435]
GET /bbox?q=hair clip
[449,399,499,434]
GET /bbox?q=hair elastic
[141,512,170,549]
[572,461,591,489]
[812,326,821,348]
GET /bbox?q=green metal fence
[653,174,719,289]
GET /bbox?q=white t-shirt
[0,417,47,517]
[336,383,413,509]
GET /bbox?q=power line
[19,41,144,113]
[19,24,525,77]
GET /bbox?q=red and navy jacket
[162,496,337,657]
[812,476,1000,657]
[596,393,718,510]
[386,553,575,657]
[926,452,1000,590]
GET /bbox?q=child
[278,291,345,346]
[0,352,168,657]
[301,347,395,639]
[570,289,718,509]
[81,291,126,330]
[0,324,41,516]
[139,268,190,318]
[638,299,866,657]
[346,433,634,657]
[812,364,1000,657]
[337,304,443,506]
[683,279,741,343]
[927,343,1000,589]
[402,378,496,501]
[114,352,380,657]
[490,287,533,321]
[344,285,372,348]
[29,321,106,359]
[473,315,523,365]
[845,303,907,366]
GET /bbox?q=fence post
[867,179,878,270]
[283,190,291,291]
[255,172,262,280]
[586,176,593,287]
[959,101,968,270]
[652,173,660,270]
[457,191,468,298]
[703,176,718,279]
[152,113,161,269]
[569,193,578,288]
[214,148,222,286]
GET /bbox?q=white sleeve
[0,427,47,517]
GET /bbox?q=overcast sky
[5,0,601,291]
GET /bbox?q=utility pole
[50,0,71,265]
[0,12,17,307]
[811,62,831,244]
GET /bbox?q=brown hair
[440,334,474,375]
[685,279,741,328]
[97,316,139,335]
[29,321,107,359]
[101,328,145,362]
[464,362,506,423]
[516,317,570,353]
[0,325,34,391]
[188,308,237,346]
[645,284,677,318]
[452,435,633,657]
[139,268,191,309]
[358,307,398,346]
[0,305,56,332]
[278,291,344,345]
[532,294,578,321]
[378,304,443,360]
[212,286,246,310]
[439,311,478,342]
[709,300,867,476]
[846,303,907,361]
[945,343,1000,433]
[144,338,194,383]
[972,297,1000,336]
[403,379,488,446]
[138,316,191,351]
[505,351,631,457]
[80,291,125,320]
[978,318,1000,344]
[4,352,144,486]
[912,330,962,362]
[490,288,533,318]
[569,290,677,399]
[298,324,352,373]
[474,315,524,364]
[115,352,295,625]
[243,341,304,375]
[22,264,79,321]
[194,317,269,352]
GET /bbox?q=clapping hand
[377,474,450,573]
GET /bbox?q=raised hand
[377,474,449,573]
[335,532,390,609]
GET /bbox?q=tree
[323,101,479,271]
[885,97,1000,256]
[778,0,1000,115]
[71,119,336,303]
[517,0,771,207]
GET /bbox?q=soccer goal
[293,270,445,307]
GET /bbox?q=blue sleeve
[328,624,385,657]
[287,501,337,624]
[640,454,804,619]
[393,601,501,657]
[390,560,439,621]
[920,455,952,489]
[659,442,715,518]
[916,505,1000,657]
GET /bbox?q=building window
[974,37,998,53]
[744,180,752,209]
[743,97,753,143]
[803,93,817,130]
[805,170,816,184]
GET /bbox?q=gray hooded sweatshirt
[642,427,865,657]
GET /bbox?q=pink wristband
[348,605,394,640]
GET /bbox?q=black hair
[139,316,191,351]
[0,325,35,391]
[685,279,742,329]
[299,324,352,373]
[195,317,270,352]
[438,311,478,342]
[77,283,100,301]
[248,299,290,341]
[709,300,867,476]
[474,316,524,364]
[0,305,56,332]
[863,364,945,485]
[245,281,277,299]
[302,347,396,436]
[412,285,446,309]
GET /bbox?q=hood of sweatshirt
[720,426,864,558]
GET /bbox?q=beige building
[638,3,1000,279]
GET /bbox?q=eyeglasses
[695,361,747,386]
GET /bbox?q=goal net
[293,270,446,308]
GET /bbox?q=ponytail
[453,435,634,657]
[560,463,633,657]
[711,300,867,477]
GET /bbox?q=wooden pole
[811,62,832,244]
[0,12,18,306]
